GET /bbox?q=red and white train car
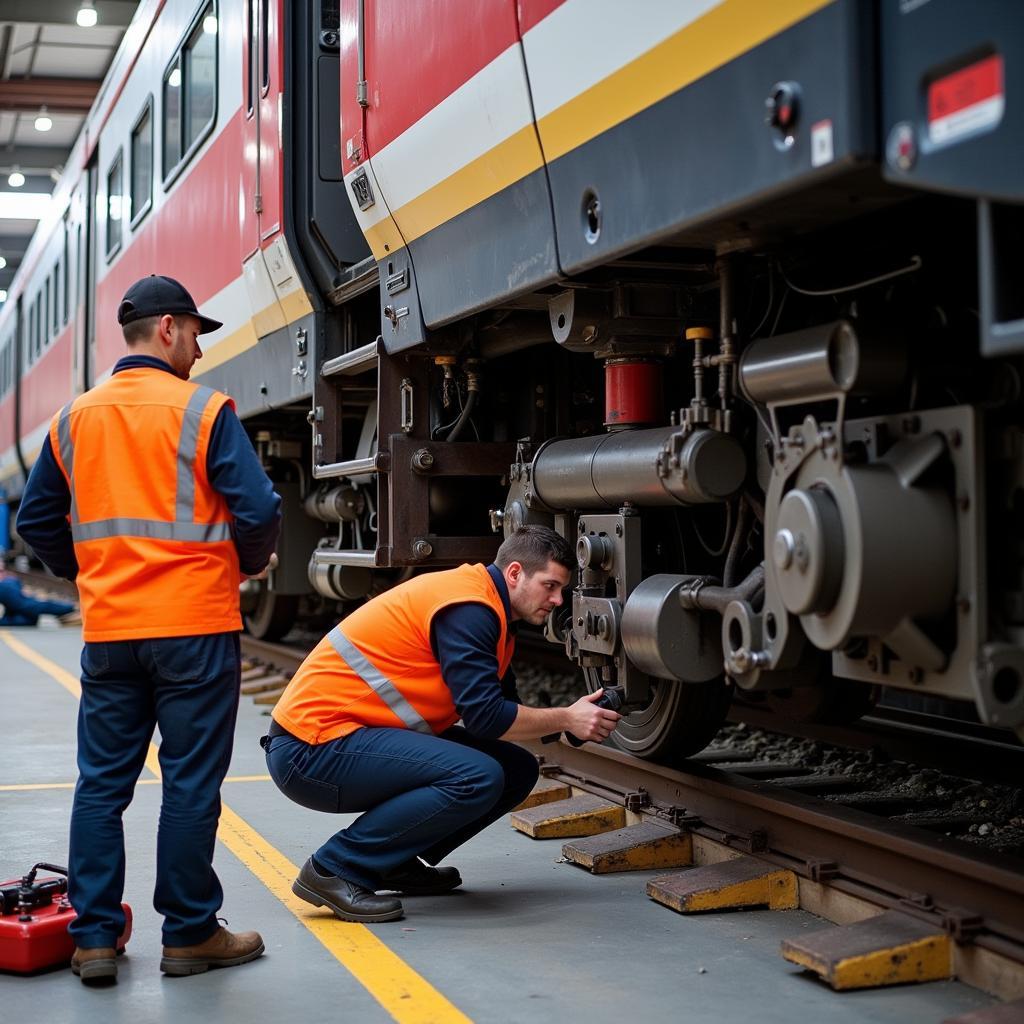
[3,0,1023,758]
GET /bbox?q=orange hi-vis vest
[272,563,514,743]
[49,366,242,642]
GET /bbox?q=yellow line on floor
[0,629,472,1024]
[0,775,272,792]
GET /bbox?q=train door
[240,0,286,334]
[340,0,558,348]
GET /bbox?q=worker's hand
[247,552,279,581]
[564,689,621,743]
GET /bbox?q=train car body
[3,0,1023,759]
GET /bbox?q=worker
[0,557,79,625]
[264,524,620,922]
[16,275,281,984]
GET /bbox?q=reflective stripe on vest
[63,385,229,544]
[328,625,434,735]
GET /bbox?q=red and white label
[928,54,1004,147]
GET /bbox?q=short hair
[495,525,574,575]
[122,314,161,345]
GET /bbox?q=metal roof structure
[0,1,139,300]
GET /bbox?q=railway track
[519,738,1024,998]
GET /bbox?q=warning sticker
[811,119,834,167]
[928,54,1004,147]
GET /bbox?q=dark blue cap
[117,275,223,334]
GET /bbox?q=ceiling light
[77,1,98,28]
[0,290,7,304]
[8,170,25,188]
[35,108,53,133]
[203,15,218,34]
[168,67,182,89]
[0,257,6,270]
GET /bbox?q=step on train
[2,0,1022,760]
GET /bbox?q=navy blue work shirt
[16,355,282,580]
[430,563,522,740]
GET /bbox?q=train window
[45,277,51,346]
[52,264,60,336]
[246,0,255,116]
[106,150,124,262]
[163,56,183,175]
[63,229,70,325]
[186,5,217,150]
[130,99,153,228]
[260,0,269,94]
[162,3,218,187]
[34,293,41,360]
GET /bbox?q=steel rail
[524,738,1024,959]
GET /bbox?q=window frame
[129,95,155,230]
[161,0,219,191]
[105,147,125,263]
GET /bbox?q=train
[2,0,1022,762]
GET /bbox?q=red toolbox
[0,864,131,974]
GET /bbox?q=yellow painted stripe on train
[537,0,834,163]
[279,286,315,323]
[0,629,473,1024]
[363,213,411,263]
[389,124,542,248]
[361,0,833,256]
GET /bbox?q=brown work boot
[160,926,264,976]
[71,946,118,985]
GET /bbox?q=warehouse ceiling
[0,1,140,301]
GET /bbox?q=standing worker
[16,276,281,984]
[264,525,620,922]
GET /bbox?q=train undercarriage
[248,192,1024,763]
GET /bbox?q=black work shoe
[380,858,462,896]
[292,858,403,923]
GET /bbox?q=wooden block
[781,910,951,990]
[648,855,798,912]
[253,689,287,705]
[563,822,692,873]
[510,794,625,839]
[241,666,268,682]
[241,674,289,695]
[513,777,572,812]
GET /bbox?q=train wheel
[587,669,733,764]
[243,586,299,641]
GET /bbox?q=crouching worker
[264,525,621,922]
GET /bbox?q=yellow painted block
[510,794,625,839]
[563,822,693,873]
[513,777,572,812]
[647,856,798,912]
[781,911,952,990]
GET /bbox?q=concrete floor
[0,623,999,1023]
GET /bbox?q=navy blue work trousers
[264,725,539,890]
[0,577,74,625]
[68,633,241,948]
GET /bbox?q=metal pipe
[356,0,368,107]
[321,341,378,378]
[313,455,381,480]
[312,549,377,567]
[532,426,745,511]
[680,564,766,615]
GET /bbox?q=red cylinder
[604,359,662,428]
